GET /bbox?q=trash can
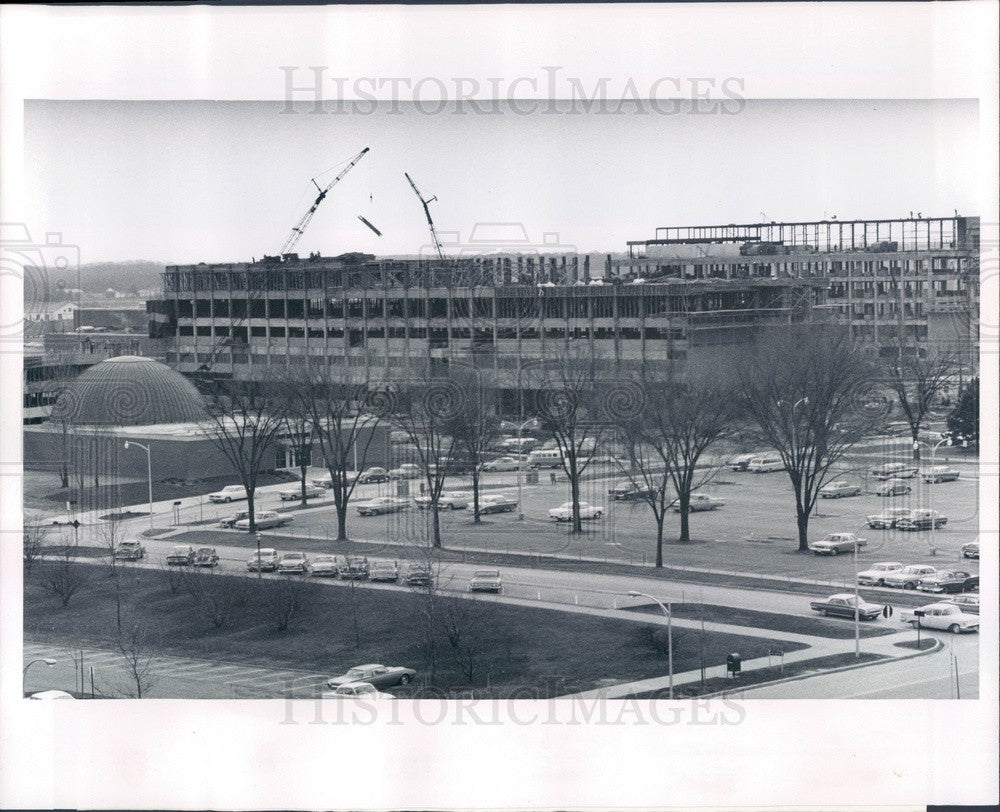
[526,471,539,485]
[396,481,410,497]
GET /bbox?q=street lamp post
[627,591,673,698]
[515,418,534,521]
[913,436,951,555]
[123,440,154,531]
[23,658,56,680]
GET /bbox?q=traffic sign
[883,605,893,618]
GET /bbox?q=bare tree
[737,325,883,551]
[186,569,253,630]
[280,408,315,506]
[114,615,160,699]
[198,376,287,547]
[440,593,500,686]
[23,523,48,575]
[39,549,89,607]
[883,350,958,459]
[162,563,189,595]
[283,363,383,541]
[259,574,309,632]
[444,366,502,522]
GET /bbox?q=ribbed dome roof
[51,356,207,426]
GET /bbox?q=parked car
[867,508,912,530]
[875,478,912,497]
[414,491,471,511]
[310,554,340,577]
[917,570,978,594]
[324,682,396,701]
[856,562,904,586]
[166,545,195,566]
[113,540,146,561]
[193,547,219,567]
[28,690,76,700]
[549,501,604,521]
[961,542,979,559]
[219,510,250,529]
[207,485,250,503]
[810,593,883,620]
[727,453,761,472]
[899,602,979,633]
[609,482,655,502]
[809,532,867,556]
[340,556,370,580]
[369,561,400,582]
[871,462,918,480]
[247,548,280,572]
[277,552,310,574]
[471,494,518,515]
[943,595,980,615]
[882,564,937,590]
[234,511,292,530]
[922,465,960,484]
[388,464,421,480]
[358,467,390,484]
[481,456,522,472]
[747,454,784,473]
[326,664,415,690]
[356,496,409,516]
[469,569,503,593]
[895,509,947,531]
[404,563,433,587]
[819,481,862,499]
[670,493,724,512]
[278,484,325,501]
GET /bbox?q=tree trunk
[431,507,442,548]
[472,470,481,523]
[796,509,810,552]
[570,466,582,534]
[336,504,348,542]
[247,491,256,533]
[911,427,921,460]
[655,516,664,568]
[300,460,308,505]
[60,422,69,489]
[678,492,691,542]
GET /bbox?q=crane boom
[404,172,445,261]
[279,146,370,255]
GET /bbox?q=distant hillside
[28,261,165,301]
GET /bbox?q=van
[527,449,564,469]
[748,454,784,473]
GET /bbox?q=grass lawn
[25,561,808,698]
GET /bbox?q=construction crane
[404,172,445,261]
[279,146,370,255]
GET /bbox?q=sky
[24,98,979,265]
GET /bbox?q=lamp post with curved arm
[23,658,56,679]
[913,436,952,555]
[515,418,535,521]
[123,440,154,530]
[627,591,673,698]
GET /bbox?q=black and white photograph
[1,3,997,810]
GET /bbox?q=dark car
[608,482,654,502]
[340,556,370,580]
[193,547,219,567]
[404,563,433,588]
[113,541,146,562]
[810,593,882,621]
[895,509,947,531]
[326,663,415,690]
[961,542,979,559]
[358,467,390,484]
[166,545,196,566]
[917,570,978,594]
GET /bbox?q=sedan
[810,594,883,621]
[922,465,961,484]
[234,511,293,530]
[278,485,325,501]
[388,464,421,480]
[219,510,250,529]
[943,595,980,615]
[549,501,604,522]
[961,542,979,559]
[310,555,340,577]
[414,491,472,511]
[277,552,310,574]
[727,453,760,472]
[670,493,724,512]
[871,463,918,480]
[323,682,396,701]
[113,541,146,562]
[482,456,522,472]
[247,548,280,572]
[358,467,390,484]
[369,561,400,582]
[356,497,409,516]
[895,509,947,531]
[917,570,978,594]
[166,545,195,566]
[819,481,862,499]
[326,664,416,690]
[469,569,503,593]
[867,508,912,530]
[609,483,655,502]
[471,494,518,515]
[207,485,250,503]
[809,533,867,556]
[882,565,937,590]
[875,479,912,497]
[899,603,979,633]
[193,547,219,567]
[856,562,904,587]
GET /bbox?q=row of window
[176,324,686,342]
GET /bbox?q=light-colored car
[219,510,250,529]
[727,453,761,472]
[414,491,472,511]
[207,485,250,503]
[326,664,415,689]
[404,563,433,587]
[469,569,503,593]
[871,462,918,480]
[310,554,340,577]
[482,456,522,472]
[961,542,979,559]
[471,494,519,515]
[747,454,784,473]
[549,501,604,522]
[28,690,76,700]
[922,465,960,484]
[856,562,904,586]
[882,564,937,590]
[356,496,409,516]
[388,463,421,480]
[277,552,310,574]
[278,484,325,501]
[369,561,400,582]
[819,481,862,499]
[323,682,396,701]
[875,478,912,497]
[247,548,280,572]
[670,493,724,512]
[166,545,195,566]
[809,533,867,556]
[899,602,979,633]
[234,511,292,530]
[339,556,370,580]
[895,509,947,531]
[113,540,146,561]
[867,508,912,530]
[943,595,980,615]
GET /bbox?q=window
[196,325,212,336]
[287,299,304,319]
[288,326,305,338]
[268,299,286,319]
[270,326,286,338]
[214,299,230,318]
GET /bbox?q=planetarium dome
[51,355,207,426]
